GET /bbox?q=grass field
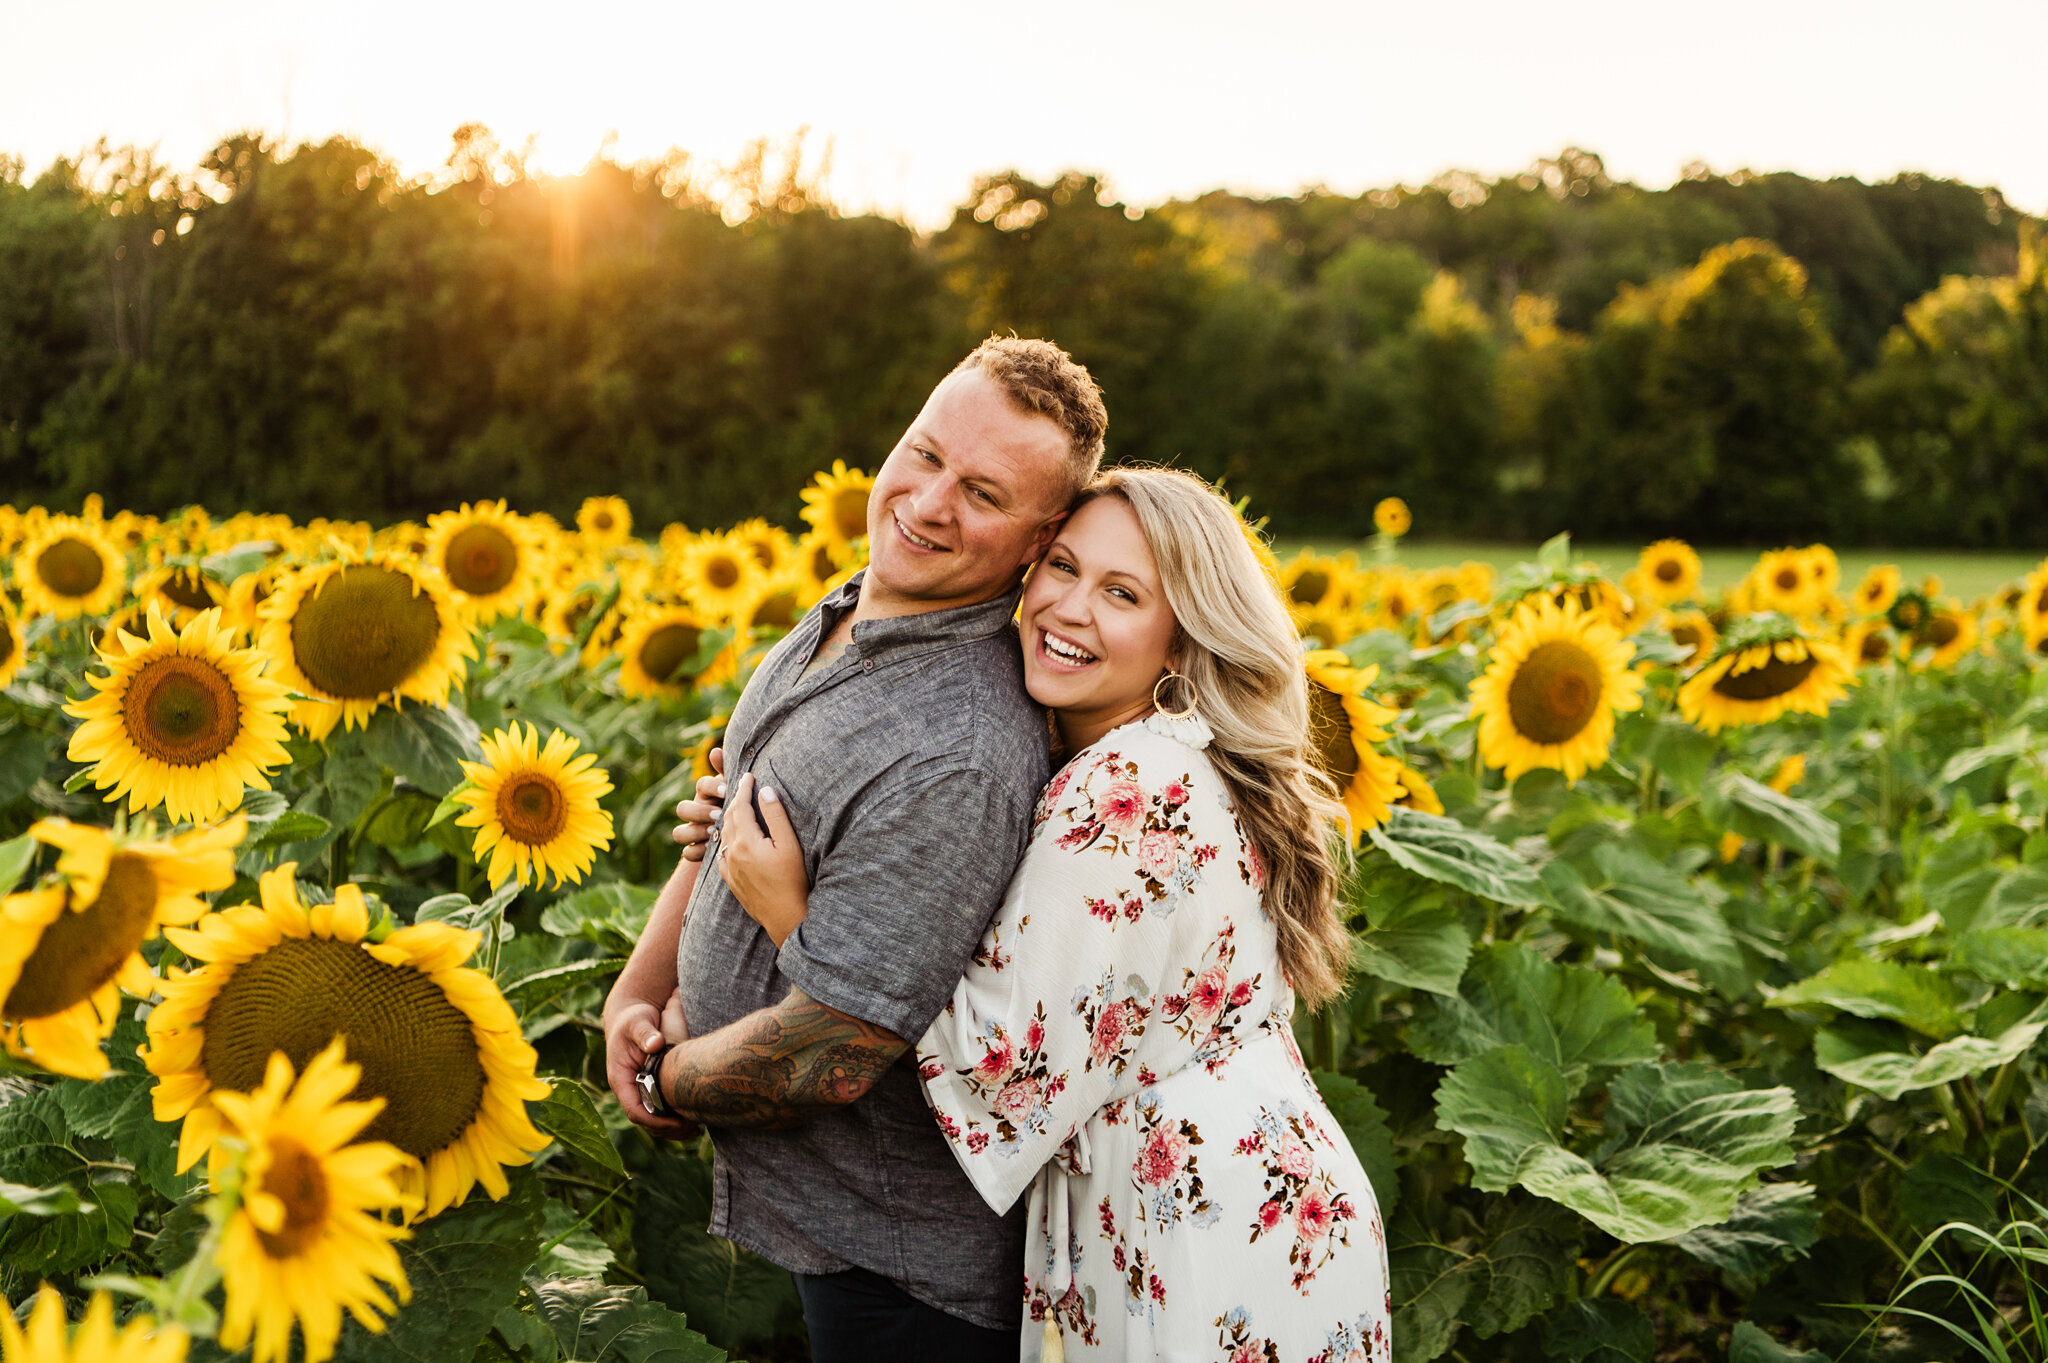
[1279,539,2045,603]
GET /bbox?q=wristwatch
[636,1043,680,1119]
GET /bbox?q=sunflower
[1373,497,1411,538]
[1281,551,1359,644]
[207,1041,414,1363]
[1886,589,1931,635]
[736,574,806,636]
[0,606,25,691]
[1854,565,1901,616]
[14,517,127,620]
[686,714,731,782]
[0,817,241,1080]
[1302,650,1404,840]
[257,558,475,739]
[1470,596,1644,782]
[0,1288,186,1363]
[674,532,765,622]
[1842,621,1899,669]
[799,462,875,555]
[144,865,551,1217]
[2017,562,2048,645]
[66,604,294,823]
[1678,630,1854,735]
[1749,550,1819,618]
[224,562,287,639]
[423,501,546,624]
[616,606,731,700]
[1912,607,1979,671]
[1665,609,1718,668]
[454,723,614,889]
[132,564,225,628]
[1392,763,1444,815]
[1375,569,1419,629]
[1636,539,1701,605]
[730,517,796,576]
[575,496,633,548]
[1803,545,1841,597]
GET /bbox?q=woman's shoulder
[1033,715,1242,856]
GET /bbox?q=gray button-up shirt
[673,571,1049,1329]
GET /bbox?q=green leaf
[252,810,334,851]
[361,703,484,796]
[505,959,628,1013]
[1367,808,1545,906]
[1948,927,2048,987]
[492,1305,559,1363]
[1388,1195,1580,1362]
[530,1279,727,1363]
[532,1081,626,1177]
[1311,1070,1399,1218]
[1536,532,1573,575]
[1770,959,1968,1039]
[540,882,658,955]
[1727,1321,1832,1363]
[1812,1013,2048,1100]
[1703,772,1839,865]
[1538,850,1740,966]
[0,1090,136,1274]
[1621,716,1718,797]
[1407,943,1660,1090]
[0,726,55,808]
[0,1181,82,1219]
[54,1071,190,1199]
[633,1146,804,1357]
[1897,1151,2002,1236]
[1937,729,2036,785]
[200,542,274,582]
[1542,1300,1655,1362]
[624,761,697,847]
[1672,1182,1822,1282]
[0,830,37,896]
[331,1169,545,1363]
[1436,1050,1797,1242]
[537,1199,616,1278]
[1348,878,1472,996]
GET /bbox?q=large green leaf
[1407,943,1659,1090]
[0,1181,81,1219]
[1618,715,1719,798]
[1348,884,1472,996]
[541,882,659,956]
[1949,926,2048,987]
[1388,1195,1580,1363]
[1703,773,1839,865]
[1811,1013,2048,1100]
[1368,808,1546,906]
[1538,846,1739,966]
[331,1170,545,1363]
[361,703,484,796]
[1727,1322,1832,1363]
[506,959,629,1015]
[1436,1050,1797,1242]
[530,1279,726,1363]
[0,1089,136,1275]
[54,1071,191,1199]
[533,1081,627,1177]
[1897,1151,2003,1236]
[1542,1299,1655,1362]
[1311,1070,1399,1218]
[0,726,55,809]
[631,1147,804,1358]
[1770,959,1968,1039]
[1672,1182,1822,1283]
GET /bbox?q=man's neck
[849,572,1019,627]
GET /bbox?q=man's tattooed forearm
[663,987,906,1127]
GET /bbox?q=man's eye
[919,448,939,464]
[971,488,995,505]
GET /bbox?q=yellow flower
[66,604,294,823]
[210,1042,414,1363]
[730,518,796,576]
[257,558,475,739]
[1636,540,1701,605]
[0,818,241,1079]
[1803,544,1841,597]
[1302,651,1405,840]
[1373,497,1411,538]
[1748,549,1820,618]
[132,564,226,628]
[0,607,25,691]
[144,865,551,1218]
[1665,609,1717,668]
[1912,607,1979,671]
[798,462,875,555]
[423,501,547,624]
[0,1287,186,1363]
[1392,763,1444,815]
[1678,632,1853,735]
[1854,565,1900,616]
[575,496,633,548]
[734,574,807,636]
[1842,621,1899,669]
[1470,596,1644,782]
[793,531,850,604]
[673,531,766,623]
[615,605,733,701]
[454,723,615,889]
[14,517,127,620]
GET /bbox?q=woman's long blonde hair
[1075,468,1353,1009]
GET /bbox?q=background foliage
[1,135,2043,545]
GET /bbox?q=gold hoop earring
[1153,671,1199,722]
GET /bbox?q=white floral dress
[917,713,1392,1362]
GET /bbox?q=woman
[711,468,1390,1361]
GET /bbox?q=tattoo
[663,987,906,1128]
[799,637,850,682]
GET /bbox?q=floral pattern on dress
[1236,1103,1364,1292]
[926,1002,1069,1155]
[1157,920,1265,1070]
[1073,967,1151,1078]
[1215,1306,1282,1363]
[1047,751,1218,916]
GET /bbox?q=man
[601,337,1107,1359]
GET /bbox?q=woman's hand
[672,749,725,862]
[718,772,811,947]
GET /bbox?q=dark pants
[791,1267,1020,1363]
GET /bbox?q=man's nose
[906,476,953,525]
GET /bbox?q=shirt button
[861,659,874,674]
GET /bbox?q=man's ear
[1017,509,1070,568]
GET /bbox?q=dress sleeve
[916,738,1216,1215]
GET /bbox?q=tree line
[1,132,2042,545]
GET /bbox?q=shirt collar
[820,570,1023,660]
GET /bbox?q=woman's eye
[1110,587,1136,604]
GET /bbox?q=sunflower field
[2,476,2048,1363]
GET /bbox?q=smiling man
[601,337,1106,1359]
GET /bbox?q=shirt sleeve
[915,740,1198,1215]
[776,765,1037,1040]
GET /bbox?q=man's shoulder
[906,623,1046,767]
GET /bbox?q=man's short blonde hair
[951,336,1107,506]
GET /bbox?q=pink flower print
[966,1131,989,1153]
[1089,1000,1138,1065]
[1256,1196,1284,1232]
[973,1035,1015,1084]
[1045,768,1072,806]
[1148,1274,1165,1304]
[1278,1137,1315,1180]
[1136,1125,1190,1186]
[1138,829,1179,879]
[1192,843,1218,866]
[1246,839,1267,888]
[1232,1347,1261,1363]
[919,1056,945,1081]
[1026,1016,1046,1051]
[995,1077,1041,1122]
[1122,895,1144,922]
[1294,1184,1335,1244]
[1188,965,1230,1026]
[1164,779,1190,807]
[1229,979,1255,1008]
[1087,896,1118,923]
[1094,779,1147,837]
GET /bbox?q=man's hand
[603,987,696,1138]
[673,748,726,862]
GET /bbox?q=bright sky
[3,0,2041,228]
